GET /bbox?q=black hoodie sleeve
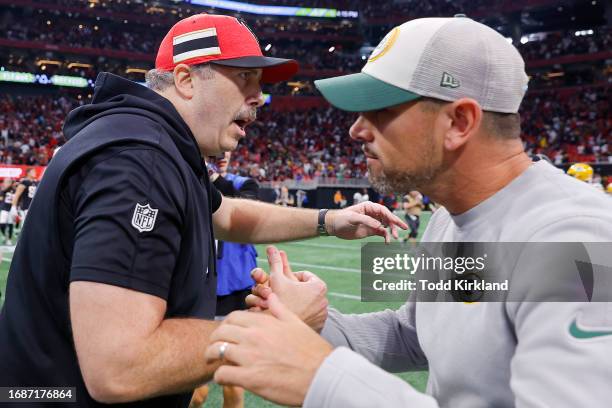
[69,147,185,300]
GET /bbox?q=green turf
[0,212,431,407]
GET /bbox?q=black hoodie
[0,73,220,407]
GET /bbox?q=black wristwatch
[317,208,330,236]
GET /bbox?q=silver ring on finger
[219,342,229,361]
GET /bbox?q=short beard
[368,140,441,195]
[368,166,439,195]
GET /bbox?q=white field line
[256,258,359,274]
[328,292,360,300]
[283,241,359,250]
[255,258,362,301]
[0,245,15,262]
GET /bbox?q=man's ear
[442,98,482,151]
[173,64,195,100]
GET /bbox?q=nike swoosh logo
[569,318,612,339]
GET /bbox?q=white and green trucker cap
[315,15,529,113]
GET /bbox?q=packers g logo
[369,27,400,62]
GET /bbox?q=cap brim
[314,72,420,112]
[212,56,298,84]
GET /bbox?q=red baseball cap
[156,14,298,83]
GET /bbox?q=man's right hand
[246,246,328,332]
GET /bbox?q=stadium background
[0,0,610,406]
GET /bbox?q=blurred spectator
[274,185,295,206]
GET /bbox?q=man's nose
[349,115,373,142]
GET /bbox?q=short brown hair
[419,97,521,139]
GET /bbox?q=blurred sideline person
[211,152,259,317]
[566,162,604,192]
[190,152,258,408]
[295,189,308,207]
[12,167,39,223]
[353,188,369,205]
[274,185,295,206]
[206,16,612,407]
[0,178,16,245]
[0,14,407,408]
[333,190,347,208]
[401,191,424,244]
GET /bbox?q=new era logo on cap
[173,27,221,64]
[440,72,460,89]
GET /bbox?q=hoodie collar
[63,72,205,177]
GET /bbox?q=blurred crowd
[25,0,520,20]
[1,6,609,89]
[0,1,609,181]
[0,95,77,166]
[522,86,610,165]
[519,27,611,61]
[1,86,609,181]
[0,16,158,55]
[231,107,365,182]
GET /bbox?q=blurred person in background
[12,167,39,222]
[333,189,347,208]
[353,188,369,205]
[402,191,424,244]
[0,178,16,245]
[566,162,604,192]
[275,185,295,206]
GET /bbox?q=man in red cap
[0,13,407,408]
[149,13,299,156]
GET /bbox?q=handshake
[205,246,334,406]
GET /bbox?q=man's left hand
[206,294,333,406]
[327,201,408,243]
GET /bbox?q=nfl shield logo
[131,203,159,233]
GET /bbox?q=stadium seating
[0,0,610,182]
[1,86,609,180]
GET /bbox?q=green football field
[0,212,431,407]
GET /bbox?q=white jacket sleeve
[304,347,438,408]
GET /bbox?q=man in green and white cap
[205,16,612,407]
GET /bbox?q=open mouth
[233,119,249,132]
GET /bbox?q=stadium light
[35,59,61,66]
[265,43,272,51]
[328,46,335,53]
[68,63,93,69]
[188,0,358,18]
[520,36,529,44]
[126,68,148,74]
[575,29,595,36]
